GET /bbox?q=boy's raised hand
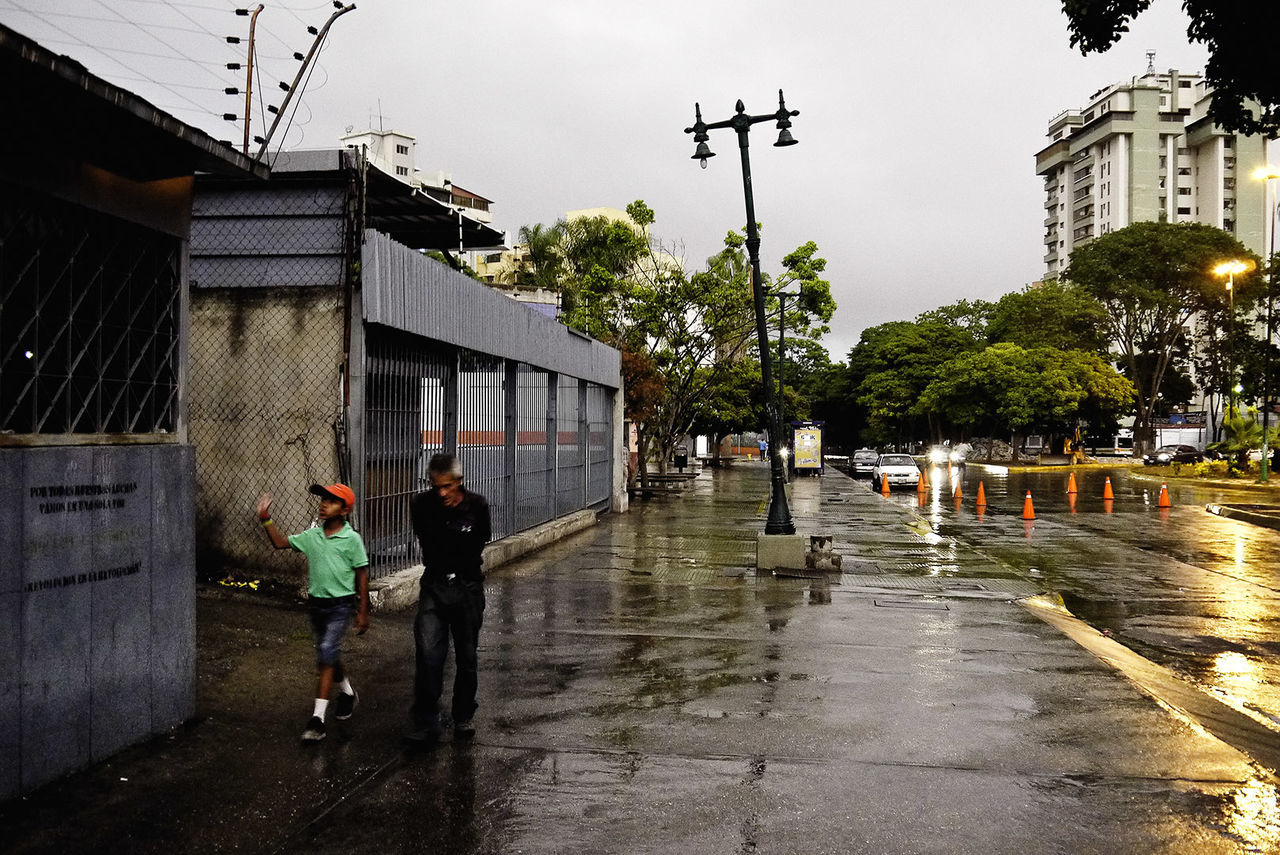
[255,493,272,519]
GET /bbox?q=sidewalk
[6,464,1275,854]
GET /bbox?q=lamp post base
[757,532,807,571]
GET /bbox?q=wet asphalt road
[7,463,1280,854]
[898,463,1280,735]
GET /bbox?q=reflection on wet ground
[9,461,1280,854]
[893,463,1280,734]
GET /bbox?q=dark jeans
[308,595,356,667]
[413,579,485,731]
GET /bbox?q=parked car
[871,453,921,488]
[850,448,879,478]
[1142,444,1203,465]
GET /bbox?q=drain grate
[874,598,950,610]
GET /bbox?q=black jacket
[410,487,491,582]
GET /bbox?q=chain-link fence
[188,286,346,580]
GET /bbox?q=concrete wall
[188,286,345,581]
[0,444,196,799]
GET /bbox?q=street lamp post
[1214,259,1248,415]
[686,92,799,535]
[1257,165,1280,483]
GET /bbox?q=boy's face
[317,496,349,519]
[431,472,464,508]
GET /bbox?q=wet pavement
[7,463,1280,854]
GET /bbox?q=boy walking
[257,482,369,743]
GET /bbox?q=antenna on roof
[1146,50,1156,75]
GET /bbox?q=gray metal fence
[359,331,615,578]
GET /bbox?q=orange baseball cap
[310,482,356,510]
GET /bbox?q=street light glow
[1253,165,1280,181]
[1214,260,1249,278]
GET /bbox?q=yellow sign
[794,427,822,469]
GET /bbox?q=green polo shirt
[288,523,369,598]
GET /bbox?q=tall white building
[1036,61,1277,279]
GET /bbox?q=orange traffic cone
[1103,477,1115,500]
[975,481,987,507]
[1068,492,1078,514]
[917,472,928,493]
[1158,482,1172,508]
[881,473,891,496]
[953,480,963,500]
[1066,472,1078,494]
[1103,498,1114,514]
[1021,490,1036,520]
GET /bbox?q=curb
[367,508,600,612]
[1205,503,1280,531]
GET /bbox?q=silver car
[851,448,879,478]
[871,453,920,488]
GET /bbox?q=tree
[916,344,1135,443]
[847,318,985,446]
[1065,221,1260,454]
[687,360,766,459]
[1210,405,1263,469]
[986,280,1110,353]
[1059,0,1280,135]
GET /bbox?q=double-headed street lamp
[1256,164,1280,483]
[685,91,798,535]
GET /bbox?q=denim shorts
[308,595,356,666]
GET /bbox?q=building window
[1179,80,1192,88]
[1178,207,1191,215]
[1224,219,1235,231]
[1178,167,1191,176]
[395,144,408,155]
[1223,138,1233,149]
[1160,155,1168,169]
[396,166,408,176]
[1178,187,1191,195]
[1224,178,1235,190]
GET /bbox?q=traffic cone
[917,471,928,493]
[881,473,890,496]
[1067,492,1078,514]
[953,480,963,500]
[975,481,987,507]
[1021,490,1036,520]
[1103,477,1115,500]
[1158,482,1172,508]
[1066,472,1078,494]
[1103,498,1114,514]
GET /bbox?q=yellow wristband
[261,517,273,527]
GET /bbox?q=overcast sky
[4,1,1211,359]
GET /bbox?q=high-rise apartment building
[1036,62,1277,278]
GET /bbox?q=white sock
[313,698,329,720]
[338,678,354,696]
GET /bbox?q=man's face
[431,472,463,507]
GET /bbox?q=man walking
[406,453,491,747]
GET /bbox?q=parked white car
[871,453,920,488]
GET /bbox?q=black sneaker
[301,716,326,743]
[334,690,358,720]
[453,719,475,741]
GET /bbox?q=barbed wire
[0,0,335,144]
